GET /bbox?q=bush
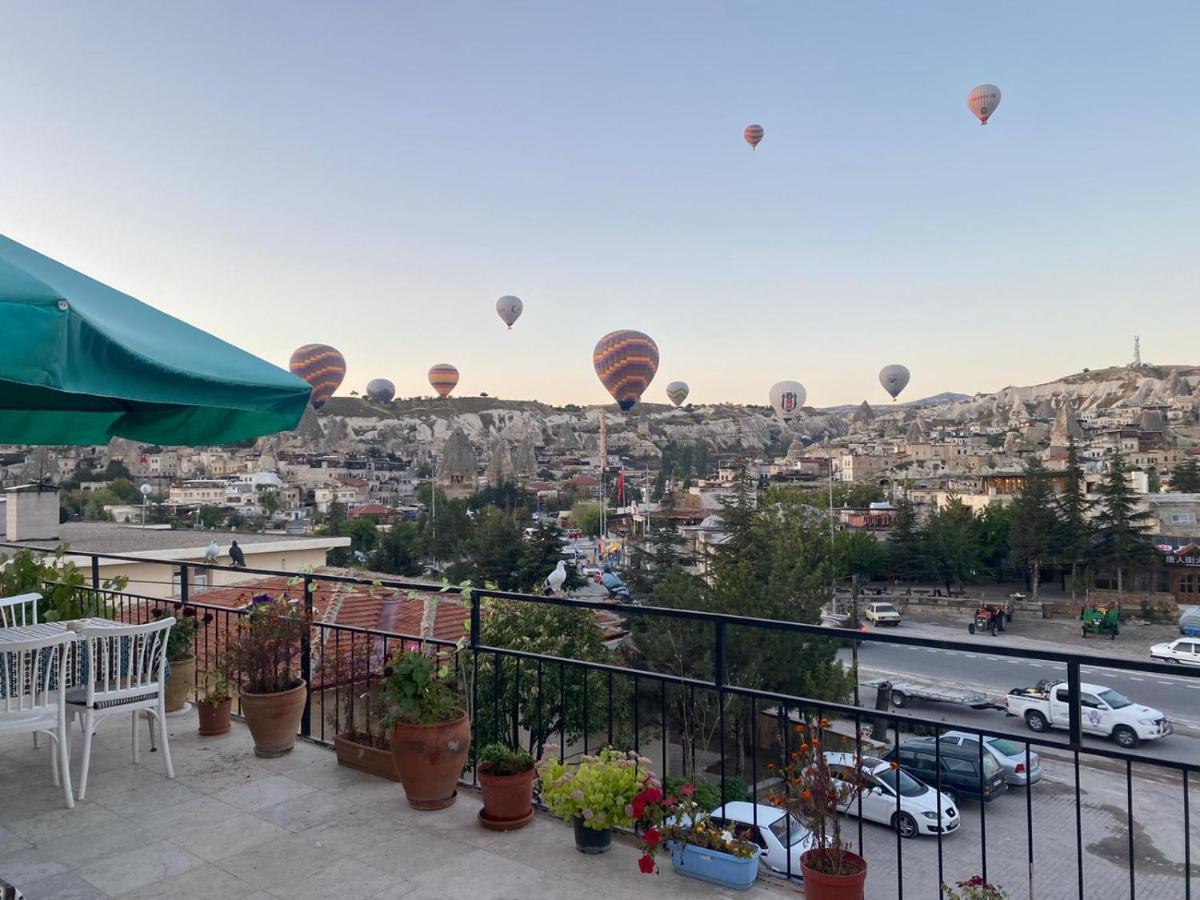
[663,775,751,811]
[478,743,534,776]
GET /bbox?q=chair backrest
[80,618,175,705]
[0,631,72,717]
[0,592,41,628]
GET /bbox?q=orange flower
[767,763,776,770]
[801,789,812,801]
[889,760,900,770]
[800,742,810,753]
[819,718,830,728]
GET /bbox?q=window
[1097,689,1132,709]
[984,738,1024,757]
[1055,688,1071,703]
[942,756,977,777]
[767,815,809,847]
[1169,512,1197,526]
[1080,693,1103,709]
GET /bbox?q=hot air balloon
[968,84,1001,125]
[593,330,659,411]
[289,344,346,410]
[428,364,459,399]
[744,124,764,150]
[879,364,910,401]
[769,381,806,420]
[496,295,523,329]
[666,381,689,407]
[366,378,395,403]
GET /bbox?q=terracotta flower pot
[240,680,307,758]
[164,656,196,712]
[800,849,868,900]
[197,698,232,736]
[335,733,399,782]
[478,766,535,830]
[389,709,470,810]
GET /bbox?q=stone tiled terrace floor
[0,711,787,899]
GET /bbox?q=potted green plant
[381,650,470,809]
[323,639,397,781]
[942,877,1009,899]
[196,652,233,736]
[227,595,310,757]
[477,743,536,830]
[160,606,206,712]
[633,781,761,889]
[537,746,648,854]
[774,719,869,900]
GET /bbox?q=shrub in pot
[477,743,535,830]
[537,746,648,854]
[159,606,209,712]
[774,719,869,900]
[634,781,761,889]
[322,639,397,781]
[382,650,470,809]
[227,595,310,757]
[942,877,1009,899]
[197,654,233,736]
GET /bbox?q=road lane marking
[1128,676,1145,681]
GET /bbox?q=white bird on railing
[545,560,567,595]
[203,540,219,563]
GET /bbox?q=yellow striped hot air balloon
[593,330,659,411]
[428,364,459,398]
[289,344,345,410]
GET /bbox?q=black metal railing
[10,544,1199,900]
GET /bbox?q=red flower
[663,796,676,806]
[638,854,656,874]
[643,827,661,847]
[631,798,646,819]
[679,784,696,796]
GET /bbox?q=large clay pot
[197,698,232,736]
[240,680,307,758]
[800,849,868,900]
[478,766,535,830]
[335,733,399,782]
[389,709,470,810]
[164,656,196,712]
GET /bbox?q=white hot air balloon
[968,84,1001,125]
[769,381,806,420]
[879,365,910,401]
[666,381,689,407]
[496,295,523,329]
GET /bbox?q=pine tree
[1092,446,1154,601]
[886,495,925,582]
[1054,440,1094,602]
[1008,456,1060,602]
[923,494,981,593]
[1171,457,1200,492]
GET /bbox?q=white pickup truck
[1006,680,1171,749]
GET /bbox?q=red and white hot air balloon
[743,124,764,150]
[968,84,1002,125]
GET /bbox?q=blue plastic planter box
[668,841,761,890]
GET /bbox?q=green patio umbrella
[0,233,312,445]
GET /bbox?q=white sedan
[825,752,960,838]
[864,602,902,626]
[1151,637,1200,666]
[706,802,813,879]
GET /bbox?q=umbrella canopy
[0,234,311,445]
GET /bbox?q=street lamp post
[140,483,153,528]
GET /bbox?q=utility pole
[851,572,862,707]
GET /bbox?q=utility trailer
[863,678,1003,711]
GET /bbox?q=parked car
[706,802,814,879]
[824,752,960,838]
[938,731,1042,786]
[1006,680,1171,749]
[1179,609,1200,637]
[1150,637,1200,666]
[884,738,1007,805]
[864,601,902,626]
[581,565,601,578]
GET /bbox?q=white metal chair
[0,630,76,808]
[68,618,176,800]
[0,592,41,627]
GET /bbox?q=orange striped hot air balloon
[744,124,764,150]
[289,344,345,410]
[593,330,659,411]
[428,364,459,398]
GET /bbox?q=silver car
[938,732,1041,786]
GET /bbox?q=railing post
[179,564,189,605]
[713,620,726,687]
[91,555,100,591]
[301,574,313,737]
[1067,659,1082,748]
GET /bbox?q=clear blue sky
[2,2,1196,407]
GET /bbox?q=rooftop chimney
[5,484,60,542]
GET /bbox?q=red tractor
[967,603,1010,636]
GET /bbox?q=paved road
[836,633,1200,766]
